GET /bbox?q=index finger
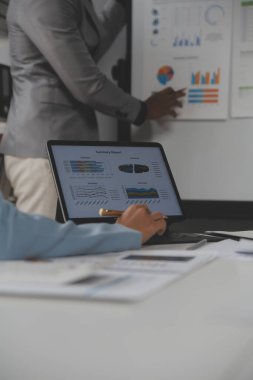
[175,88,187,97]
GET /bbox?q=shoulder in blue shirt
[0,195,141,260]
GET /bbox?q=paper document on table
[0,259,98,285]
[0,250,217,302]
[236,239,253,255]
[104,250,216,275]
[0,272,176,302]
[200,239,253,262]
[206,230,253,240]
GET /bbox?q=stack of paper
[206,230,253,241]
[0,250,217,302]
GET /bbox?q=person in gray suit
[0,0,185,218]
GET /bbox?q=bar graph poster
[132,0,232,120]
[231,0,253,117]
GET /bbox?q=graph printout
[131,0,232,120]
[51,145,182,219]
[231,0,253,117]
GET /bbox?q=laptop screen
[47,141,184,224]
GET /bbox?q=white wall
[131,0,253,202]
[132,118,253,202]
[0,37,9,65]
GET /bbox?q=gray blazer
[0,0,141,158]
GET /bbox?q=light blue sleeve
[0,195,142,260]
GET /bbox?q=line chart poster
[231,0,253,118]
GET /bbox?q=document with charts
[231,0,253,117]
[0,250,217,302]
[132,0,232,120]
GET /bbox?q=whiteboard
[131,0,253,201]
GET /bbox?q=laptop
[47,140,220,245]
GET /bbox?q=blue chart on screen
[126,188,159,199]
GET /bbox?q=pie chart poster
[132,0,232,120]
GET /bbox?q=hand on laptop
[145,87,186,119]
[116,205,167,244]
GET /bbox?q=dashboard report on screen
[47,142,184,222]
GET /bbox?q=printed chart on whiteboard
[231,0,253,118]
[133,0,232,120]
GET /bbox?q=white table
[1,246,253,380]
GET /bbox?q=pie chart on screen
[157,66,174,85]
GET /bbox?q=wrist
[134,101,147,126]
